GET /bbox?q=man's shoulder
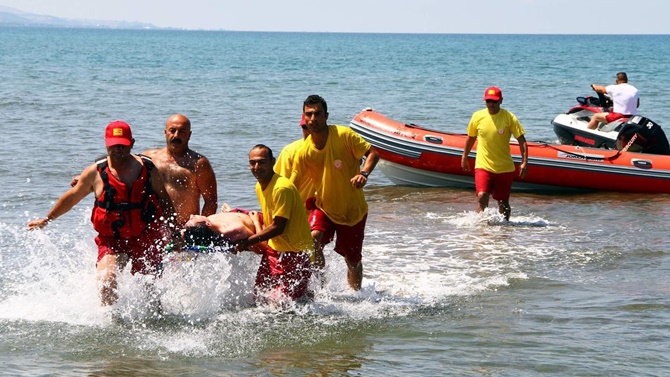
[140,148,165,157]
[83,161,101,175]
[473,108,490,116]
[330,124,366,142]
[470,108,490,121]
[282,138,305,153]
[190,150,214,170]
[273,174,298,191]
[330,124,352,134]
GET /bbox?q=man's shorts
[474,169,514,202]
[255,247,311,301]
[309,209,367,264]
[95,224,166,275]
[605,112,628,123]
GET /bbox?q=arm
[517,134,529,179]
[461,136,477,172]
[591,84,607,94]
[196,157,218,216]
[241,210,268,254]
[27,164,97,230]
[149,168,178,232]
[235,216,286,253]
[249,210,263,234]
[351,146,380,189]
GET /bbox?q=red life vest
[91,155,163,239]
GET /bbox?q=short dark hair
[251,144,273,160]
[616,72,628,82]
[183,224,228,246]
[304,94,328,113]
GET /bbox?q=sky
[1,0,669,34]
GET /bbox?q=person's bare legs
[96,253,128,306]
[587,113,607,130]
[498,200,511,221]
[311,230,325,269]
[310,230,326,289]
[476,191,490,213]
[345,258,363,291]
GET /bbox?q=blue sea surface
[1,27,669,376]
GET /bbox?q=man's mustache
[170,138,182,144]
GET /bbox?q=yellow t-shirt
[466,108,525,173]
[256,174,313,255]
[274,138,316,206]
[291,125,371,226]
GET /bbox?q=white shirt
[606,83,639,115]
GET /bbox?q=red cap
[299,113,306,127]
[483,86,502,101]
[105,121,133,147]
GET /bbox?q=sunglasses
[485,99,499,103]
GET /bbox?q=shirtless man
[138,114,218,225]
[71,114,218,226]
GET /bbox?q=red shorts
[255,247,311,301]
[95,224,166,275]
[309,209,367,264]
[605,112,628,123]
[474,169,514,202]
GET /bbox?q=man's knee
[593,113,607,122]
[345,256,362,270]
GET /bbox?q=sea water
[1,28,669,376]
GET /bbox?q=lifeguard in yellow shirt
[461,86,529,220]
[236,144,314,303]
[290,95,380,291]
[274,114,316,211]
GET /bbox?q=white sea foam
[0,203,596,355]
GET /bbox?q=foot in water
[498,201,511,221]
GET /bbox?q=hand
[70,175,80,187]
[519,162,528,179]
[461,158,471,172]
[313,248,325,269]
[27,217,50,230]
[233,238,248,254]
[350,173,367,189]
[170,231,184,252]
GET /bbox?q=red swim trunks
[95,224,167,275]
[309,209,367,264]
[474,169,514,202]
[605,112,629,123]
[254,247,311,302]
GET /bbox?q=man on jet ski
[587,72,639,130]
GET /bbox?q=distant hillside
[0,5,160,29]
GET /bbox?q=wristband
[360,171,369,178]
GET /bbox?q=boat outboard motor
[615,116,670,155]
